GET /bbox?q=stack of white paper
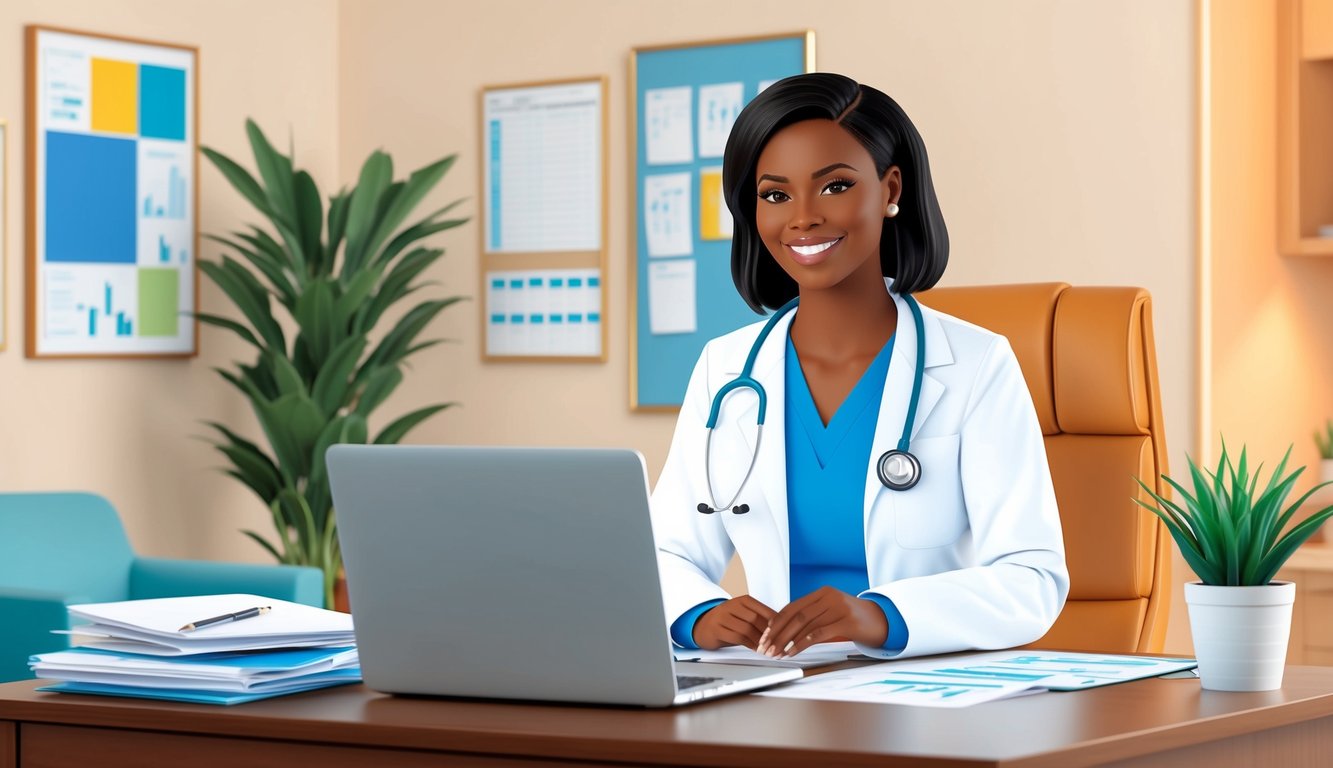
[30,594,361,705]
[60,593,355,655]
[31,646,359,693]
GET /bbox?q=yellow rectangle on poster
[699,167,733,241]
[91,58,138,134]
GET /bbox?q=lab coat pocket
[891,434,966,549]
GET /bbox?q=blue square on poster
[46,131,137,264]
[139,65,186,141]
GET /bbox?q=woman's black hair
[722,72,949,312]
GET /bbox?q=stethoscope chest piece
[877,449,921,491]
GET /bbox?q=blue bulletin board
[630,32,814,410]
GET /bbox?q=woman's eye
[759,189,790,203]
[822,179,855,195]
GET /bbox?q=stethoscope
[697,294,927,515]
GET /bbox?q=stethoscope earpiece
[697,294,928,515]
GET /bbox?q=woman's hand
[757,586,888,658]
[692,595,778,650]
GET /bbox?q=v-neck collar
[786,332,895,468]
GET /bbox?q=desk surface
[6,666,1333,767]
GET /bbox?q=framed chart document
[26,26,199,358]
[479,77,608,362]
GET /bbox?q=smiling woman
[648,72,1069,663]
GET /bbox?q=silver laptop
[327,444,801,707]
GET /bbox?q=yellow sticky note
[700,167,733,241]
[91,58,138,135]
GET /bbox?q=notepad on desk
[756,650,1198,708]
[57,594,355,655]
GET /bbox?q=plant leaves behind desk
[199,119,469,608]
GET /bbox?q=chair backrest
[0,492,135,603]
[917,283,1171,653]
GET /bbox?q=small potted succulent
[1138,444,1333,691]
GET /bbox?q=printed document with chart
[757,651,1197,708]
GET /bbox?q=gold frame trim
[627,30,815,412]
[477,75,609,363]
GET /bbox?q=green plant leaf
[294,169,325,276]
[374,403,453,444]
[293,278,338,365]
[354,365,403,418]
[251,393,326,482]
[241,529,286,563]
[199,259,286,351]
[326,189,351,266]
[362,297,464,373]
[202,146,271,216]
[206,233,297,307]
[194,312,263,349]
[246,119,297,227]
[374,199,468,268]
[362,155,456,267]
[239,227,305,288]
[311,336,367,418]
[343,151,393,275]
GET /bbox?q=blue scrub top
[668,329,908,651]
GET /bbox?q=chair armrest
[0,587,78,683]
[130,557,324,607]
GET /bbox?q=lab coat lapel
[863,291,951,515]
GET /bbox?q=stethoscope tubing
[700,294,926,514]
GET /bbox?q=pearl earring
[886,203,900,218]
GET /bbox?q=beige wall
[1,2,1198,650]
[0,0,340,558]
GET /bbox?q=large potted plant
[1138,444,1333,691]
[198,120,467,608]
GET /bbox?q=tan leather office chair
[917,283,1172,653]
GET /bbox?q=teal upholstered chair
[0,492,323,682]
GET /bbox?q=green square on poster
[138,268,179,336]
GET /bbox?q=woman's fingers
[761,599,834,657]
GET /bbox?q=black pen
[178,606,271,632]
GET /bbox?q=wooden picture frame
[478,76,609,362]
[25,25,199,358]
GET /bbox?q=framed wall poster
[629,32,814,410]
[479,76,608,362]
[26,26,199,358]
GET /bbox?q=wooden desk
[5,668,1333,767]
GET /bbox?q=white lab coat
[649,283,1069,659]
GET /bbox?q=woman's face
[753,119,900,295]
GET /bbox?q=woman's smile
[786,235,844,265]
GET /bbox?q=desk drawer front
[21,724,629,768]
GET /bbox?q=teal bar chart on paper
[756,650,1198,708]
[632,34,811,408]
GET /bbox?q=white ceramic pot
[1185,581,1295,691]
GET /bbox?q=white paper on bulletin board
[482,81,602,254]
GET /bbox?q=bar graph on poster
[27,27,197,357]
